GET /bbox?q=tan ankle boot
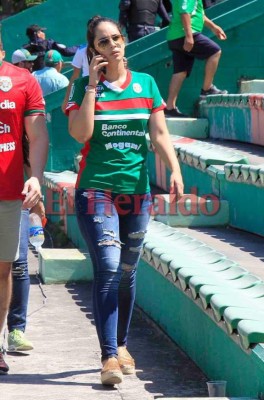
[101,357,123,385]
[117,346,135,375]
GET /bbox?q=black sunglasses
[97,34,124,50]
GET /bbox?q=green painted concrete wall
[168,163,218,197]
[221,179,264,236]
[45,90,82,172]
[136,259,264,397]
[1,0,120,62]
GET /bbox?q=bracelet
[86,89,96,95]
[88,84,96,89]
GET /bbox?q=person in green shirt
[67,15,183,386]
[165,0,227,117]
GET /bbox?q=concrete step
[198,277,263,309]
[199,93,264,146]
[240,79,264,93]
[174,226,264,282]
[178,265,248,292]
[224,307,264,335]
[196,138,264,165]
[238,320,264,350]
[166,117,209,139]
[153,193,229,227]
[38,248,93,284]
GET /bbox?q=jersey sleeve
[65,77,86,115]
[24,73,45,117]
[149,76,166,113]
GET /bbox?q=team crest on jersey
[0,77,13,92]
[133,83,142,94]
[95,85,105,98]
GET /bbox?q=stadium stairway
[2,0,264,396]
[10,0,263,395]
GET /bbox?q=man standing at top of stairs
[119,0,171,42]
[165,0,227,118]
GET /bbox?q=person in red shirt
[0,39,49,374]
[3,47,46,354]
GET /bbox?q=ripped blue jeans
[75,189,152,360]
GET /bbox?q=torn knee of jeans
[129,246,142,253]
[93,216,104,223]
[121,262,136,272]
[128,230,146,239]
[12,265,26,278]
[98,239,121,248]
[102,229,116,238]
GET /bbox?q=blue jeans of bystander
[75,189,152,361]
[7,209,30,333]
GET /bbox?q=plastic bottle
[29,212,45,251]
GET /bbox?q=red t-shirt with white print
[0,61,45,200]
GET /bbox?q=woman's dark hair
[86,15,122,63]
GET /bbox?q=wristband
[88,84,96,89]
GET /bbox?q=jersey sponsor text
[101,123,146,137]
[0,141,16,152]
[0,122,11,134]
[0,100,16,109]
[105,142,142,151]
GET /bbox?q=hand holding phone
[92,49,108,75]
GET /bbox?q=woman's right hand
[88,54,108,87]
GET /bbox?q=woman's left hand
[169,172,184,202]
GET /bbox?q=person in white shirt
[61,43,89,113]
[72,43,89,77]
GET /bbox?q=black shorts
[168,33,221,76]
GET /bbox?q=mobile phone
[93,49,107,74]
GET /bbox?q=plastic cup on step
[206,380,227,397]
